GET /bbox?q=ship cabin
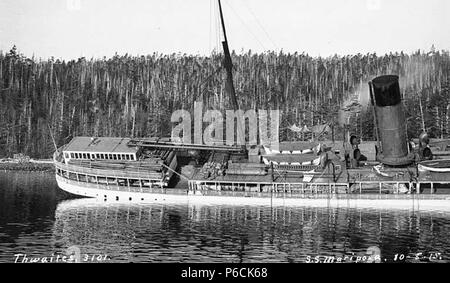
[62,137,138,162]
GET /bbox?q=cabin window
[125,155,129,160]
[131,155,135,161]
[109,154,112,159]
[70,153,74,158]
[83,153,87,159]
[101,154,105,159]
[64,153,69,159]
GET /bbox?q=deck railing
[54,158,164,181]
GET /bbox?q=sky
[0,0,449,60]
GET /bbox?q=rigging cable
[209,0,213,54]
[215,0,222,53]
[222,1,267,51]
[241,0,279,52]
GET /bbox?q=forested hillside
[1,46,449,158]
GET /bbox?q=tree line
[0,46,449,158]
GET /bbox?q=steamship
[53,1,450,205]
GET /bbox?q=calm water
[1,171,450,263]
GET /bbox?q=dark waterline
[1,171,450,263]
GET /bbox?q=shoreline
[0,160,54,172]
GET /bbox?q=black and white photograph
[1,0,450,272]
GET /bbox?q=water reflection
[52,199,450,263]
[0,171,71,262]
[1,171,450,263]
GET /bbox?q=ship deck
[53,139,450,197]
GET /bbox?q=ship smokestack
[369,75,414,166]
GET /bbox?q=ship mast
[218,0,239,111]
[218,0,247,151]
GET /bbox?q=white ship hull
[56,175,450,210]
